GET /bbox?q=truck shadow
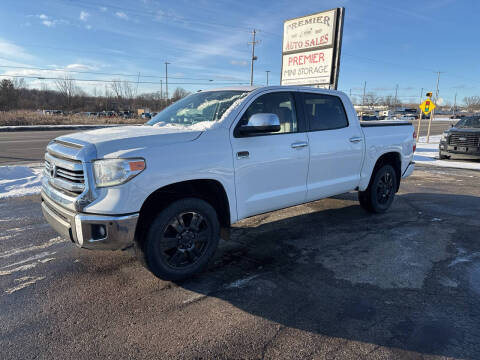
[180,192,480,359]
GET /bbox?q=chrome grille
[44,142,86,195]
[449,133,480,147]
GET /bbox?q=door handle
[291,142,308,149]
[349,136,363,143]
[237,151,249,159]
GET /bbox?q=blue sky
[0,0,477,105]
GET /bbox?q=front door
[230,91,309,220]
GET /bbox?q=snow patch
[414,138,480,171]
[0,166,43,198]
[0,236,65,259]
[225,274,260,289]
[5,276,45,294]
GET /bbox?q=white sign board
[281,48,333,86]
[281,8,344,89]
[282,9,336,52]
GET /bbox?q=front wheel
[358,164,398,214]
[137,198,220,281]
[439,151,449,160]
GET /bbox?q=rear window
[302,93,348,131]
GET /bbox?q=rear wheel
[137,198,220,281]
[358,164,398,214]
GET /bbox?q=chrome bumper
[41,191,138,251]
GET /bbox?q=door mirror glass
[240,113,281,134]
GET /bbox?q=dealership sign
[281,8,344,89]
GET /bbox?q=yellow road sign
[419,99,436,115]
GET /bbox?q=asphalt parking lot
[1,165,480,359]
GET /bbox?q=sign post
[419,95,436,143]
[281,8,345,89]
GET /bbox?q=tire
[358,164,398,214]
[137,198,220,281]
[439,152,449,160]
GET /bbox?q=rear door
[230,91,309,220]
[299,92,364,201]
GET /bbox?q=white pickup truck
[41,86,415,280]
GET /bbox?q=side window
[237,92,298,135]
[303,93,348,131]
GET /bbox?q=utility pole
[434,71,442,102]
[349,88,352,98]
[249,29,259,86]
[453,92,457,118]
[427,71,442,143]
[135,72,140,96]
[394,84,399,113]
[416,87,423,141]
[160,79,163,106]
[362,81,366,106]
[165,62,170,102]
[265,70,270,86]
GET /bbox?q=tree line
[0,77,190,112]
[352,92,480,112]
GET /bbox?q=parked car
[399,115,415,121]
[41,86,415,280]
[360,115,378,121]
[439,116,480,160]
[141,112,152,119]
[121,111,134,118]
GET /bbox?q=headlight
[93,158,145,187]
[441,132,448,141]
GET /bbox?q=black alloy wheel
[159,211,210,269]
[137,198,220,281]
[376,171,394,205]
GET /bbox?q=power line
[0,73,249,85]
[0,64,244,82]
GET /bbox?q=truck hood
[448,127,480,133]
[57,125,202,158]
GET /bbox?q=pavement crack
[260,324,284,360]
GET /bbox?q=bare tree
[110,80,134,99]
[363,92,381,107]
[12,77,26,90]
[380,95,395,107]
[463,96,480,112]
[55,75,79,108]
[171,87,190,102]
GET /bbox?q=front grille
[44,142,86,195]
[449,133,480,147]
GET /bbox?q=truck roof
[203,85,346,95]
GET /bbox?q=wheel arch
[368,152,402,192]
[134,179,231,246]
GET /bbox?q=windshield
[146,90,249,130]
[455,117,480,128]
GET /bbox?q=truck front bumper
[439,141,480,159]
[41,191,138,250]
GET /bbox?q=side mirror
[240,113,280,134]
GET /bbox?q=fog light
[91,224,107,240]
